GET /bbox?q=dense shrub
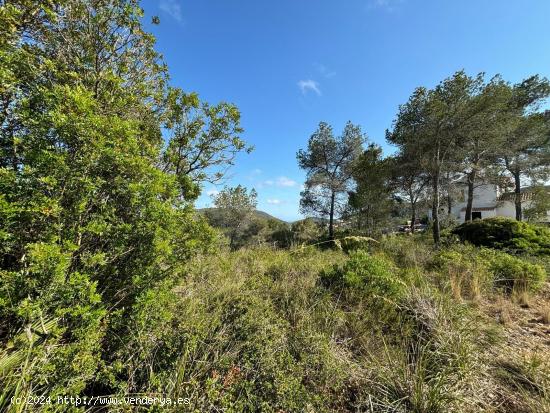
[334,235,377,253]
[321,251,405,304]
[377,235,434,269]
[433,245,547,296]
[452,217,550,255]
[480,249,547,293]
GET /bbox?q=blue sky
[141,0,550,221]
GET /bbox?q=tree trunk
[432,171,441,246]
[513,171,522,221]
[465,170,476,221]
[229,231,236,250]
[410,201,416,234]
[328,191,335,240]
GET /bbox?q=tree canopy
[297,121,364,239]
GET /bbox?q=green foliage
[163,89,251,187]
[523,185,550,223]
[480,249,547,293]
[2,2,550,411]
[333,235,377,254]
[290,217,322,246]
[433,244,493,299]
[0,0,233,408]
[297,121,364,238]
[210,185,259,249]
[265,219,293,248]
[433,244,547,295]
[387,70,550,242]
[321,251,405,306]
[154,247,351,412]
[376,235,434,269]
[452,217,550,255]
[347,143,396,235]
[368,289,481,412]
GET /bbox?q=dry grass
[496,297,513,326]
[450,272,463,301]
[540,306,550,325]
[512,289,531,308]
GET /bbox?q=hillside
[197,207,287,224]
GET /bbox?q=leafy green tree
[0,0,250,405]
[163,89,251,191]
[389,71,480,244]
[524,184,550,222]
[499,76,550,221]
[212,185,258,249]
[44,0,168,105]
[455,75,511,221]
[347,143,394,235]
[266,219,293,248]
[297,121,364,239]
[291,218,322,245]
[388,151,430,233]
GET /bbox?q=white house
[431,181,550,223]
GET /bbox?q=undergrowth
[2,236,549,412]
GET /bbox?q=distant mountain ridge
[197,208,287,223]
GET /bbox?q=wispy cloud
[257,176,298,189]
[314,63,336,79]
[367,0,404,12]
[267,199,282,205]
[298,79,321,96]
[159,0,183,22]
[206,189,219,197]
[276,176,297,187]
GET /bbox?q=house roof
[460,206,496,212]
[498,185,550,202]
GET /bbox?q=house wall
[496,201,516,218]
[469,183,498,205]
[426,180,550,223]
[448,183,499,222]
[457,208,497,222]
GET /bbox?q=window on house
[472,212,482,220]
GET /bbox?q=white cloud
[276,176,297,187]
[159,0,183,22]
[248,168,263,182]
[298,79,321,96]
[314,63,336,78]
[368,0,403,11]
[259,176,297,188]
[267,199,282,205]
[206,189,219,197]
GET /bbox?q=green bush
[334,235,377,254]
[378,235,434,269]
[452,217,550,255]
[433,245,547,296]
[321,251,405,304]
[479,249,547,293]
